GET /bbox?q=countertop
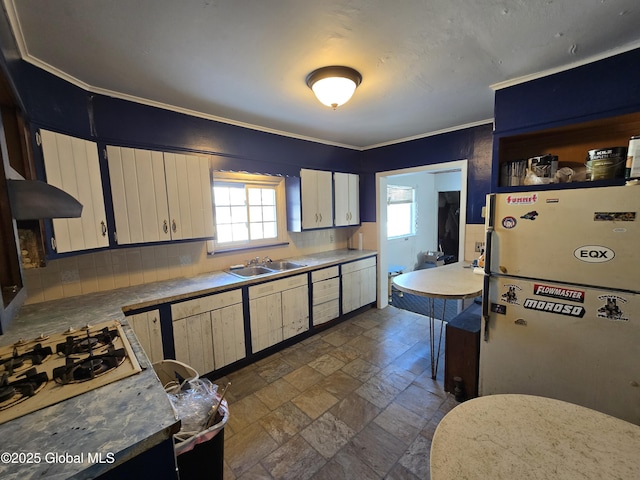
[0,248,376,479]
[430,394,640,479]
[392,262,483,300]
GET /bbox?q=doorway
[376,160,468,309]
[438,191,460,262]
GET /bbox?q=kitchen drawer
[341,256,376,275]
[313,299,339,326]
[171,289,242,320]
[312,277,339,305]
[249,274,308,299]
[311,266,339,283]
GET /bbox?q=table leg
[427,297,447,380]
[388,271,403,302]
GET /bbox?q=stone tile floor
[216,305,458,479]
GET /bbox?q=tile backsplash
[22,222,485,305]
[22,227,354,305]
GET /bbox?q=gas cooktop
[0,320,142,425]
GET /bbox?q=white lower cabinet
[128,309,165,364]
[129,256,376,377]
[170,289,245,375]
[249,274,309,353]
[311,266,340,326]
[341,256,377,314]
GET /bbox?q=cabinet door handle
[163,220,169,234]
[51,237,57,252]
[101,221,107,237]
[172,220,177,233]
[319,213,322,222]
[152,317,158,324]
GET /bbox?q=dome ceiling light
[306,66,362,109]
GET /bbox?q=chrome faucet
[248,256,260,266]
[262,256,272,264]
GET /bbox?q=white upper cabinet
[107,146,167,244]
[300,168,333,229]
[39,129,109,253]
[107,146,214,245]
[333,172,359,227]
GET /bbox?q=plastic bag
[174,399,229,456]
[168,378,219,438]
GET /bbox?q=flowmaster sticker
[596,295,629,322]
[523,298,586,317]
[533,284,585,303]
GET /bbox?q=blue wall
[360,125,493,224]
[2,55,493,225]
[494,48,640,135]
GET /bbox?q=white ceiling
[4,0,640,150]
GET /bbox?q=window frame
[211,172,288,251]
[386,184,416,239]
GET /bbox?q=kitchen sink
[226,266,275,278]
[265,261,305,271]
[226,261,306,278]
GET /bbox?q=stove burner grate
[0,368,49,411]
[52,347,126,384]
[0,344,53,376]
[56,327,120,356]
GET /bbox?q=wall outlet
[475,241,485,253]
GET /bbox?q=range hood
[6,179,83,220]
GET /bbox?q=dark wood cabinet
[0,137,25,333]
[0,69,34,333]
[494,111,639,191]
[444,303,481,401]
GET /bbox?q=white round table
[392,262,483,378]
[430,394,640,479]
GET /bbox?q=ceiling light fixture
[306,66,362,109]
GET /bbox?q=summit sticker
[505,194,538,205]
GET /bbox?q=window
[387,184,415,238]
[212,172,287,249]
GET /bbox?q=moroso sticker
[500,284,521,304]
[505,193,538,205]
[502,216,517,229]
[596,294,629,322]
[491,303,507,315]
[523,298,586,317]
[594,212,636,222]
[533,284,585,303]
[573,245,615,263]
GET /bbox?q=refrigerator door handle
[482,273,491,341]
[482,193,496,341]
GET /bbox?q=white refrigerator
[479,185,640,424]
